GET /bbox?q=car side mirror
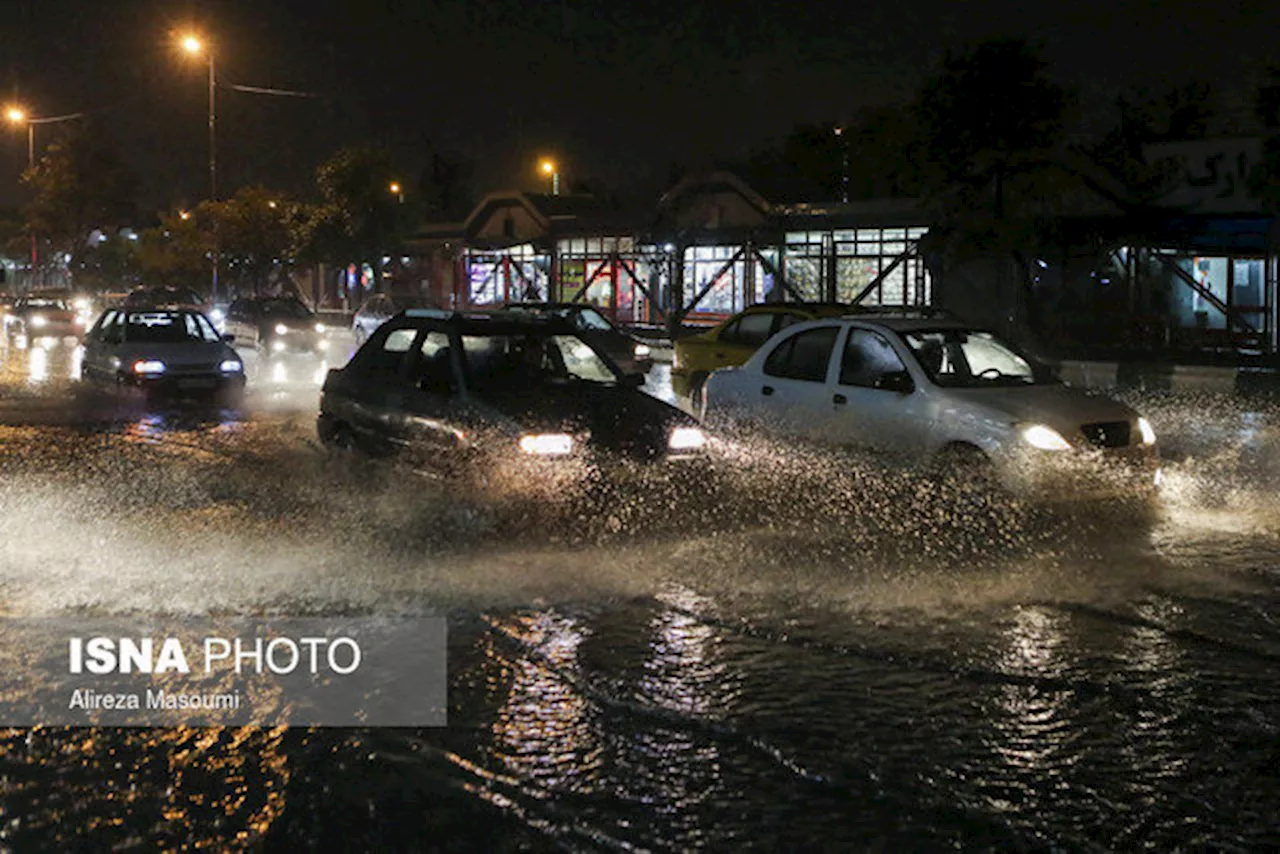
[874,370,914,394]
[222,333,236,343]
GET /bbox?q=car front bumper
[996,443,1161,501]
[129,372,246,397]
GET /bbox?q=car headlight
[1021,423,1070,451]
[274,322,289,335]
[517,433,574,455]
[30,315,46,328]
[315,322,326,333]
[1138,417,1156,446]
[132,359,166,375]
[73,297,90,311]
[668,426,707,451]
[634,343,651,358]
[209,308,225,323]
[271,340,286,352]
[219,359,243,374]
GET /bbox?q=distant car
[503,302,654,375]
[352,293,435,347]
[3,290,85,341]
[318,309,707,487]
[671,303,853,405]
[225,296,326,354]
[80,307,245,403]
[702,314,1160,500]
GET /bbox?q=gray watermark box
[0,617,447,727]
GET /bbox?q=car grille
[1081,420,1132,449]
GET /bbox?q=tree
[21,121,135,285]
[295,147,414,290]
[914,38,1070,220]
[202,187,294,296]
[135,213,211,290]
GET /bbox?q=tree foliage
[295,147,413,271]
[135,212,211,290]
[204,186,294,295]
[914,38,1069,218]
[21,121,135,275]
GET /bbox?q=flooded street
[1,335,1279,850]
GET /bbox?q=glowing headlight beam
[132,359,166,375]
[518,433,573,455]
[668,426,707,451]
[1021,423,1070,451]
[1138,417,1156,446]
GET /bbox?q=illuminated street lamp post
[180,33,220,301]
[539,158,559,196]
[389,181,403,203]
[6,105,83,280]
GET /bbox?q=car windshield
[124,311,222,344]
[260,299,311,319]
[23,298,71,310]
[900,329,1052,387]
[564,307,613,331]
[459,332,620,389]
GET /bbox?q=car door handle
[833,394,847,405]
[761,385,774,396]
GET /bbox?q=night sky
[2,0,1277,214]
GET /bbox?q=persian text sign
[0,617,447,727]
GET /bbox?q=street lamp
[389,181,403,203]
[6,105,38,275]
[179,31,219,300]
[539,158,559,196]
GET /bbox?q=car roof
[395,308,579,336]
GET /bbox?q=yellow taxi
[671,302,852,403]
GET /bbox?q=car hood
[114,341,236,367]
[475,381,695,457]
[943,383,1140,430]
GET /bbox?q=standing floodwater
[0,339,1278,849]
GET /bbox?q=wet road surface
[0,332,1278,850]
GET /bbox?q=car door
[342,325,419,447]
[80,310,115,379]
[820,326,927,458]
[709,311,779,368]
[751,324,841,436]
[397,330,469,464]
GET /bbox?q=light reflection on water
[0,346,1275,847]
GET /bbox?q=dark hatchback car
[502,302,654,375]
[225,296,326,354]
[318,310,707,486]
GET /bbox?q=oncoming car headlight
[29,315,47,328]
[668,426,707,451]
[274,322,289,336]
[132,359,166,375]
[634,343,651,358]
[1138,417,1156,446]
[219,359,243,374]
[518,433,573,456]
[1020,423,1070,451]
[315,322,326,333]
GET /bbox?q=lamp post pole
[207,49,219,303]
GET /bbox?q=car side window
[102,311,124,345]
[88,311,114,341]
[721,313,774,347]
[353,326,417,375]
[774,313,801,333]
[762,326,839,383]
[412,331,455,393]
[839,329,907,388]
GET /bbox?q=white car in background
[702,315,1159,498]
